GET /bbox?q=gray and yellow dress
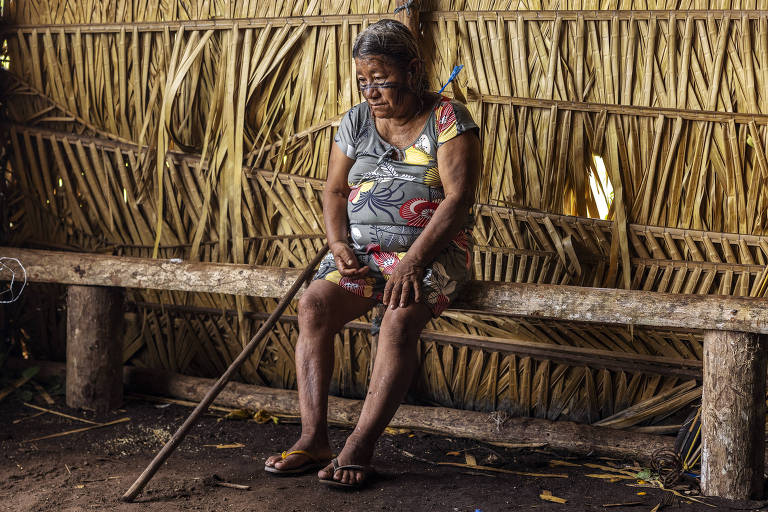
[314,95,479,316]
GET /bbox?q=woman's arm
[383,131,481,309]
[324,143,369,278]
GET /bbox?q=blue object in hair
[438,65,464,94]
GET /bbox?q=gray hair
[352,19,429,96]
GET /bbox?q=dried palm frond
[5,4,768,428]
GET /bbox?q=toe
[277,453,307,470]
[355,470,364,484]
[318,463,334,480]
[267,452,306,470]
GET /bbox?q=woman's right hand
[331,241,369,278]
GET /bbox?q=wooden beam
[66,285,124,412]
[20,358,768,471]
[6,10,768,35]
[477,94,768,125]
[120,367,672,461]
[3,247,768,334]
[453,280,768,335]
[128,300,704,379]
[0,247,301,299]
[2,358,675,460]
[701,331,766,499]
[418,330,703,380]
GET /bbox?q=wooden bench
[2,246,766,499]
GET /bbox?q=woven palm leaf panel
[5,120,764,426]
[2,2,768,428]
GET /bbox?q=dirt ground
[1,388,766,512]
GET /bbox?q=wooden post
[394,0,419,37]
[701,330,766,499]
[66,285,124,413]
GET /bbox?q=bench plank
[0,247,300,298]
[454,280,768,335]
[3,246,768,334]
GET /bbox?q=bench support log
[66,285,124,412]
[701,330,766,499]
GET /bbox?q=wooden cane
[121,244,329,502]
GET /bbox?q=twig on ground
[629,481,714,508]
[549,459,581,467]
[12,410,46,424]
[583,462,638,477]
[437,461,569,478]
[540,490,567,503]
[81,476,120,483]
[31,381,55,405]
[23,402,99,424]
[461,470,496,478]
[21,417,130,443]
[125,393,233,413]
[214,481,250,490]
[400,450,438,465]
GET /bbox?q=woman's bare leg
[318,302,432,484]
[265,279,375,470]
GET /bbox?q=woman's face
[355,56,412,119]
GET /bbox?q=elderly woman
[264,19,481,488]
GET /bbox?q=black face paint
[359,81,405,92]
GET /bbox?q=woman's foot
[317,436,375,486]
[264,437,333,474]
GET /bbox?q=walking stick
[121,244,329,502]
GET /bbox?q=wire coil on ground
[0,257,27,303]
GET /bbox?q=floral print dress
[314,96,478,317]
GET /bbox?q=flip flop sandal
[319,457,376,489]
[264,449,332,476]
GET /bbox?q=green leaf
[636,468,654,480]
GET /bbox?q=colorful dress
[314,95,479,317]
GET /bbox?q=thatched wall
[3,0,768,430]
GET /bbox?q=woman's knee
[298,290,332,331]
[378,306,430,347]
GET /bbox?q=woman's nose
[362,85,381,99]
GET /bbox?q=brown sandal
[319,457,376,488]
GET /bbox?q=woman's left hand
[383,259,425,310]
